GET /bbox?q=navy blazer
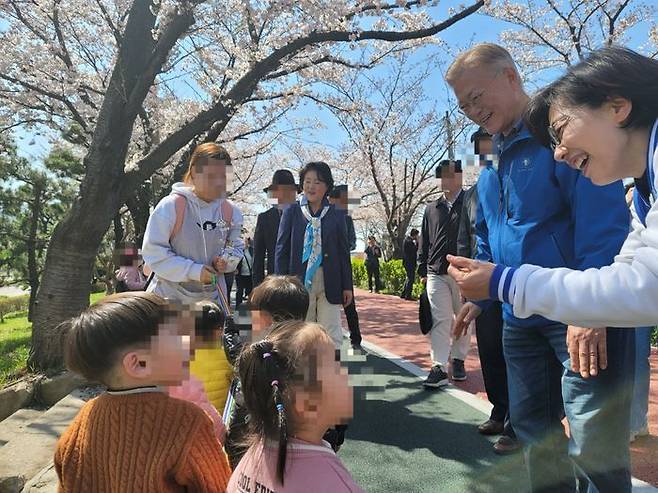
[274,201,353,305]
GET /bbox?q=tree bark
[29,0,196,372]
[26,180,44,322]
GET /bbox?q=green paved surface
[340,349,527,493]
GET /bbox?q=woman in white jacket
[448,47,657,347]
[142,142,244,308]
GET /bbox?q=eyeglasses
[548,115,571,151]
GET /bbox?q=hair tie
[262,352,272,359]
[271,380,279,387]
[276,403,284,412]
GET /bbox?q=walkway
[345,288,658,488]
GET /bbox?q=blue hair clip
[276,403,284,412]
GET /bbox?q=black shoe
[478,419,504,436]
[493,435,522,455]
[423,365,449,388]
[451,359,467,381]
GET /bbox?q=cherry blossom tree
[485,0,657,76]
[312,53,470,257]
[0,0,484,370]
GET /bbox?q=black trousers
[475,301,515,438]
[400,263,415,299]
[235,274,253,308]
[224,273,234,305]
[366,262,381,292]
[343,296,362,346]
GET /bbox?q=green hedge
[351,258,423,299]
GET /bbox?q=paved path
[347,288,658,488]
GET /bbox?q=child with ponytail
[227,320,363,493]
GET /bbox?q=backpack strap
[171,194,186,241]
[221,198,233,227]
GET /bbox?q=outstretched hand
[447,255,495,301]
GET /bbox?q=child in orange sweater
[55,292,231,492]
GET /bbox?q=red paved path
[349,288,658,487]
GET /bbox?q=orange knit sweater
[54,389,232,492]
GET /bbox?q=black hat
[264,169,298,193]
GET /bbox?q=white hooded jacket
[142,183,244,303]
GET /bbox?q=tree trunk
[26,181,44,322]
[126,180,152,246]
[29,184,121,371]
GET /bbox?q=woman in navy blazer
[275,161,353,348]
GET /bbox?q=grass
[0,291,107,387]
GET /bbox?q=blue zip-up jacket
[474,122,628,328]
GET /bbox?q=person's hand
[421,277,427,285]
[200,265,217,284]
[212,256,228,272]
[453,302,482,338]
[567,326,607,378]
[343,290,353,307]
[446,255,495,301]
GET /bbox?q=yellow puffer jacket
[190,346,233,412]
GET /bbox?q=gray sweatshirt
[142,183,244,304]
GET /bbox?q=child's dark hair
[194,301,225,343]
[525,46,658,148]
[64,292,174,384]
[250,275,309,322]
[238,321,332,485]
[299,161,334,193]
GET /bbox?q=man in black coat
[456,127,519,455]
[252,169,298,287]
[328,185,362,350]
[400,228,419,300]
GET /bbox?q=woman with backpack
[142,142,244,410]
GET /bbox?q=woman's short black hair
[299,161,334,193]
[526,46,658,148]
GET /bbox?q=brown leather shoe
[477,419,504,435]
[493,435,522,455]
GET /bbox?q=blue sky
[9,1,655,162]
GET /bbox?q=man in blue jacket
[446,43,634,492]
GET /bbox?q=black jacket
[457,185,478,259]
[417,191,465,277]
[402,236,418,269]
[346,215,356,251]
[252,207,281,286]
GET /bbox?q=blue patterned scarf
[300,198,330,290]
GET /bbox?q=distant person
[364,236,382,293]
[329,184,363,350]
[253,169,299,287]
[400,229,419,300]
[113,242,147,292]
[235,237,254,308]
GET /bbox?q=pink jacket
[227,438,364,493]
[115,265,147,291]
[168,376,226,444]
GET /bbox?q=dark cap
[264,169,298,193]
